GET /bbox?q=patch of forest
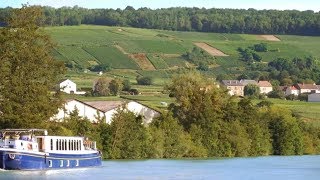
[1,6,320,35]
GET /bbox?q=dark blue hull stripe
[0,150,102,170]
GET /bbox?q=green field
[254,98,320,126]
[56,46,98,68]
[117,40,187,54]
[147,54,169,69]
[83,46,140,69]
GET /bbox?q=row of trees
[1,6,320,35]
[91,76,153,96]
[236,56,320,86]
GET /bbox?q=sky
[1,0,320,12]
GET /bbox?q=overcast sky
[1,0,319,12]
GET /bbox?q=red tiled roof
[84,101,125,112]
[289,86,298,90]
[258,81,272,87]
[296,83,318,90]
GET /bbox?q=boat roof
[0,129,48,135]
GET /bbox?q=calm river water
[1,155,320,180]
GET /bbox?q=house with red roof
[285,86,299,96]
[257,81,273,94]
[295,83,320,94]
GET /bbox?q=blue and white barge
[0,129,102,170]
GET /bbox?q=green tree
[244,84,261,97]
[136,76,153,85]
[93,77,110,96]
[151,113,193,158]
[122,79,131,91]
[108,108,149,159]
[253,43,268,52]
[0,6,65,128]
[267,107,304,155]
[108,78,123,96]
[62,108,93,137]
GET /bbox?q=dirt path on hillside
[114,45,128,54]
[194,42,229,56]
[257,35,281,41]
[129,53,156,70]
[162,54,181,58]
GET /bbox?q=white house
[285,86,299,96]
[59,79,86,95]
[257,81,273,94]
[126,101,161,124]
[52,99,161,124]
[308,93,320,102]
[59,79,76,94]
[296,83,319,94]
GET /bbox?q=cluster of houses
[54,78,320,125]
[221,79,320,102]
[221,80,273,96]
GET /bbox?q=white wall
[260,87,273,94]
[53,100,160,124]
[308,93,320,102]
[53,100,104,123]
[126,101,161,124]
[60,79,77,94]
[285,88,299,96]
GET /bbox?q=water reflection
[1,156,320,180]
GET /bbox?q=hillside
[47,25,320,83]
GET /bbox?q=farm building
[295,83,320,94]
[258,81,273,94]
[221,80,244,96]
[52,99,160,124]
[58,79,86,95]
[221,79,267,96]
[285,86,299,96]
[308,93,320,102]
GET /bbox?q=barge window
[65,139,67,151]
[50,139,53,150]
[76,160,79,167]
[49,160,52,167]
[68,140,71,151]
[67,160,70,167]
[79,140,81,150]
[56,139,58,150]
[62,139,65,150]
[60,160,63,167]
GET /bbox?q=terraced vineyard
[147,54,169,69]
[83,46,140,69]
[46,25,320,84]
[56,46,98,68]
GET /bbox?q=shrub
[136,76,153,85]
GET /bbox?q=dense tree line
[1,6,320,35]
[244,56,320,85]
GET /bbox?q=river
[1,155,320,180]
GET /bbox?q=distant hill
[46,25,320,85]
